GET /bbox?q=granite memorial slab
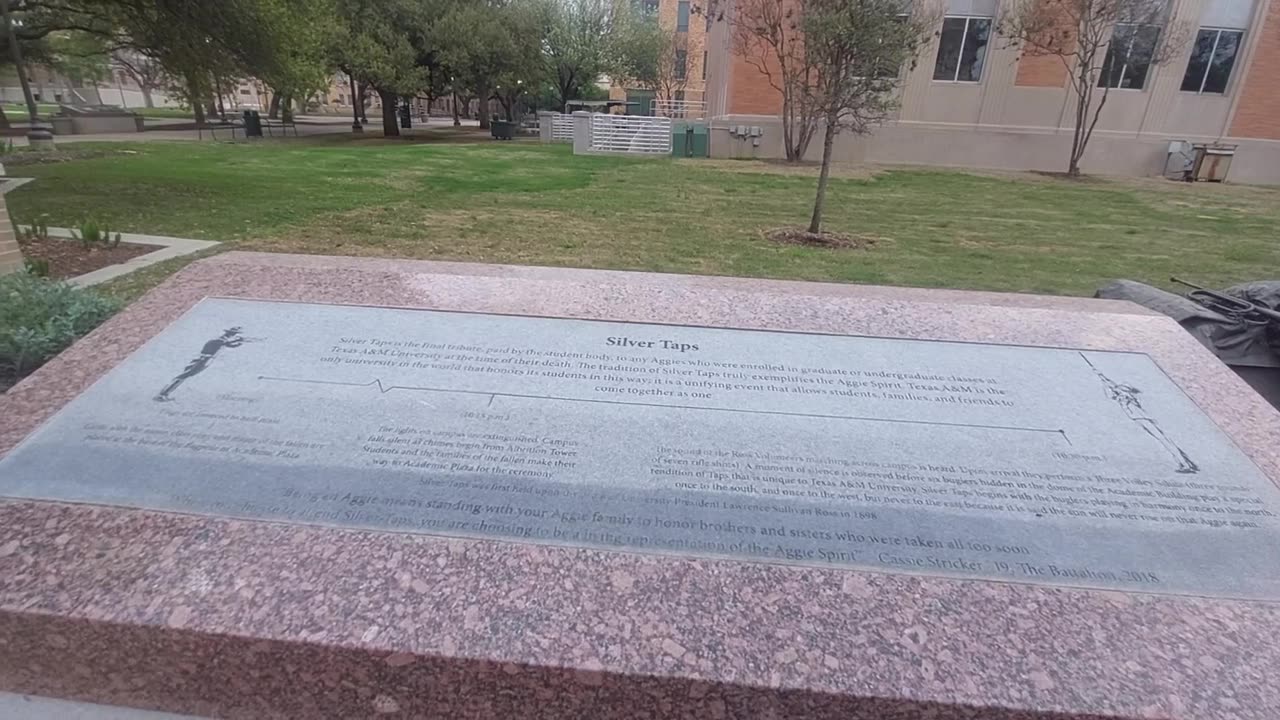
[2,297,1279,601]
[3,252,1280,719]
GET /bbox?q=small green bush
[23,257,50,277]
[0,273,120,386]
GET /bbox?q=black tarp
[1096,280,1280,368]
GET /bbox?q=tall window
[933,16,992,82]
[1181,29,1243,93]
[702,50,708,80]
[675,49,688,79]
[677,1,690,32]
[1098,23,1162,89]
[1179,0,1252,94]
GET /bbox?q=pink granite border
[3,253,1279,719]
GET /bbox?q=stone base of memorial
[3,253,1280,719]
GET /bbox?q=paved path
[4,115,484,145]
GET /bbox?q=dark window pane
[677,1,690,31]
[1121,24,1160,89]
[1203,30,1241,93]
[1099,23,1159,89]
[1099,42,1125,88]
[675,50,687,79]
[933,17,967,80]
[1181,29,1217,92]
[957,18,991,81]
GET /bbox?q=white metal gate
[589,114,672,155]
[550,113,573,141]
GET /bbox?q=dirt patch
[18,235,153,279]
[765,227,878,249]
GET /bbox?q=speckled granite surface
[2,253,1279,720]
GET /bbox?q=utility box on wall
[671,122,709,158]
[1191,144,1237,182]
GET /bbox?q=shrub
[72,220,122,249]
[23,257,50,277]
[0,273,120,388]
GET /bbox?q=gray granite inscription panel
[3,298,1280,599]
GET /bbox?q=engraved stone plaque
[2,298,1279,599]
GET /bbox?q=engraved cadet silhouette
[1082,354,1199,474]
[154,327,255,402]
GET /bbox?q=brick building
[705,0,1280,182]
[611,0,711,114]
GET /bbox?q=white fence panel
[551,113,574,141]
[589,114,672,155]
[651,99,707,120]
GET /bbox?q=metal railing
[589,114,673,154]
[650,99,707,120]
[550,113,574,141]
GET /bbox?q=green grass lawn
[1,102,62,118]
[7,136,1278,304]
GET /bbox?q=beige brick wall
[1230,1,1280,139]
[0,194,23,275]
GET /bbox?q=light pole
[1,1,52,148]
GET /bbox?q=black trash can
[491,120,515,140]
[243,110,263,138]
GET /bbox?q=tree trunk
[378,88,399,137]
[141,86,154,108]
[281,93,293,122]
[186,73,207,125]
[1,0,51,146]
[477,86,491,130]
[807,117,838,235]
[451,90,460,126]
[349,75,362,131]
[0,105,9,129]
[268,92,281,119]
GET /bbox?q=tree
[438,0,550,126]
[333,0,426,136]
[725,0,821,161]
[334,0,449,136]
[6,0,335,124]
[720,0,933,235]
[544,0,613,112]
[114,51,167,107]
[611,5,686,107]
[802,0,935,234]
[1001,0,1186,176]
[0,0,53,146]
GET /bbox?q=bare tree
[725,0,820,161]
[1001,0,1187,176]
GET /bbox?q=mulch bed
[765,227,879,250]
[18,235,154,279]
